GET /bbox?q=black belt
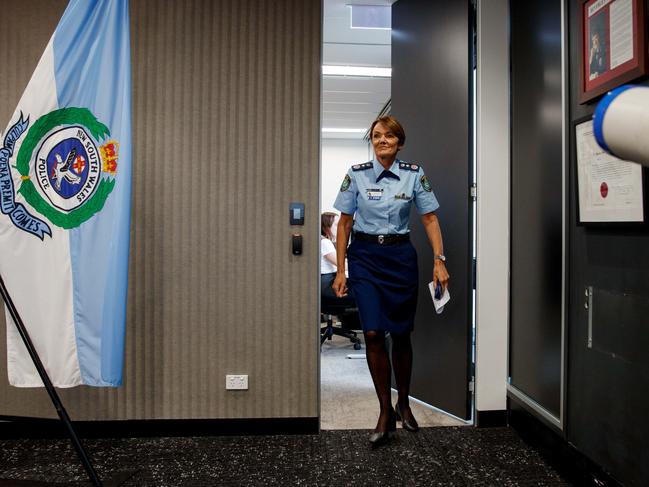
[353,232,409,245]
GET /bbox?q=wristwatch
[435,254,446,262]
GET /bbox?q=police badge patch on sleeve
[420,175,432,192]
[340,174,351,192]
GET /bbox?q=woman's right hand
[332,272,348,297]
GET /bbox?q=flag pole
[0,274,103,487]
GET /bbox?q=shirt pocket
[394,193,413,222]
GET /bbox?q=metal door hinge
[470,184,477,202]
[469,379,475,392]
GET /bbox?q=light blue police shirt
[333,159,439,235]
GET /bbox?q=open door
[391,0,474,420]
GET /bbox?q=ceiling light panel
[322,65,391,77]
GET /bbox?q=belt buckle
[378,235,385,245]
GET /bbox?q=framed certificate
[575,118,644,223]
[579,0,648,104]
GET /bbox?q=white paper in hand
[428,281,450,314]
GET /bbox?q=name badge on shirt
[366,188,383,200]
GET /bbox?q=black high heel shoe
[395,403,419,433]
[369,409,397,448]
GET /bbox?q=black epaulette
[399,162,420,172]
[351,162,373,171]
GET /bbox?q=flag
[0,0,131,387]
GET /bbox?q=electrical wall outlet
[225,374,248,390]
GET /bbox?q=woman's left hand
[433,261,449,291]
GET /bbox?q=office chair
[320,295,362,350]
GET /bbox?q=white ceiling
[322,0,395,139]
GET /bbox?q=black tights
[364,330,413,429]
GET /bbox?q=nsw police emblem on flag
[3,107,119,237]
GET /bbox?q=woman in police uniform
[332,115,449,447]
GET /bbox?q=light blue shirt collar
[372,159,400,183]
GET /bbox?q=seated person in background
[321,212,340,300]
[321,212,356,314]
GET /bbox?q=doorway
[319,0,475,429]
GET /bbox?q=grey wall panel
[0,0,320,421]
[509,0,562,417]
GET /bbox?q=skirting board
[0,416,319,439]
[475,409,507,428]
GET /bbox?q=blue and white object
[0,0,131,387]
[593,85,649,167]
[429,281,450,315]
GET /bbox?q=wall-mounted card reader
[292,234,303,255]
[289,202,305,225]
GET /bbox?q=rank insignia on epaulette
[399,162,419,172]
[352,162,372,171]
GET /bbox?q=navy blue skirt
[347,238,418,334]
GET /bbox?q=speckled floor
[0,334,568,486]
[0,427,570,486]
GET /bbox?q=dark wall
[392,0,472,419]
[567,1,649,485]
[511,0,649,484]
[509,0,563,417]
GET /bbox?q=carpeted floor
[0,427,570,486]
